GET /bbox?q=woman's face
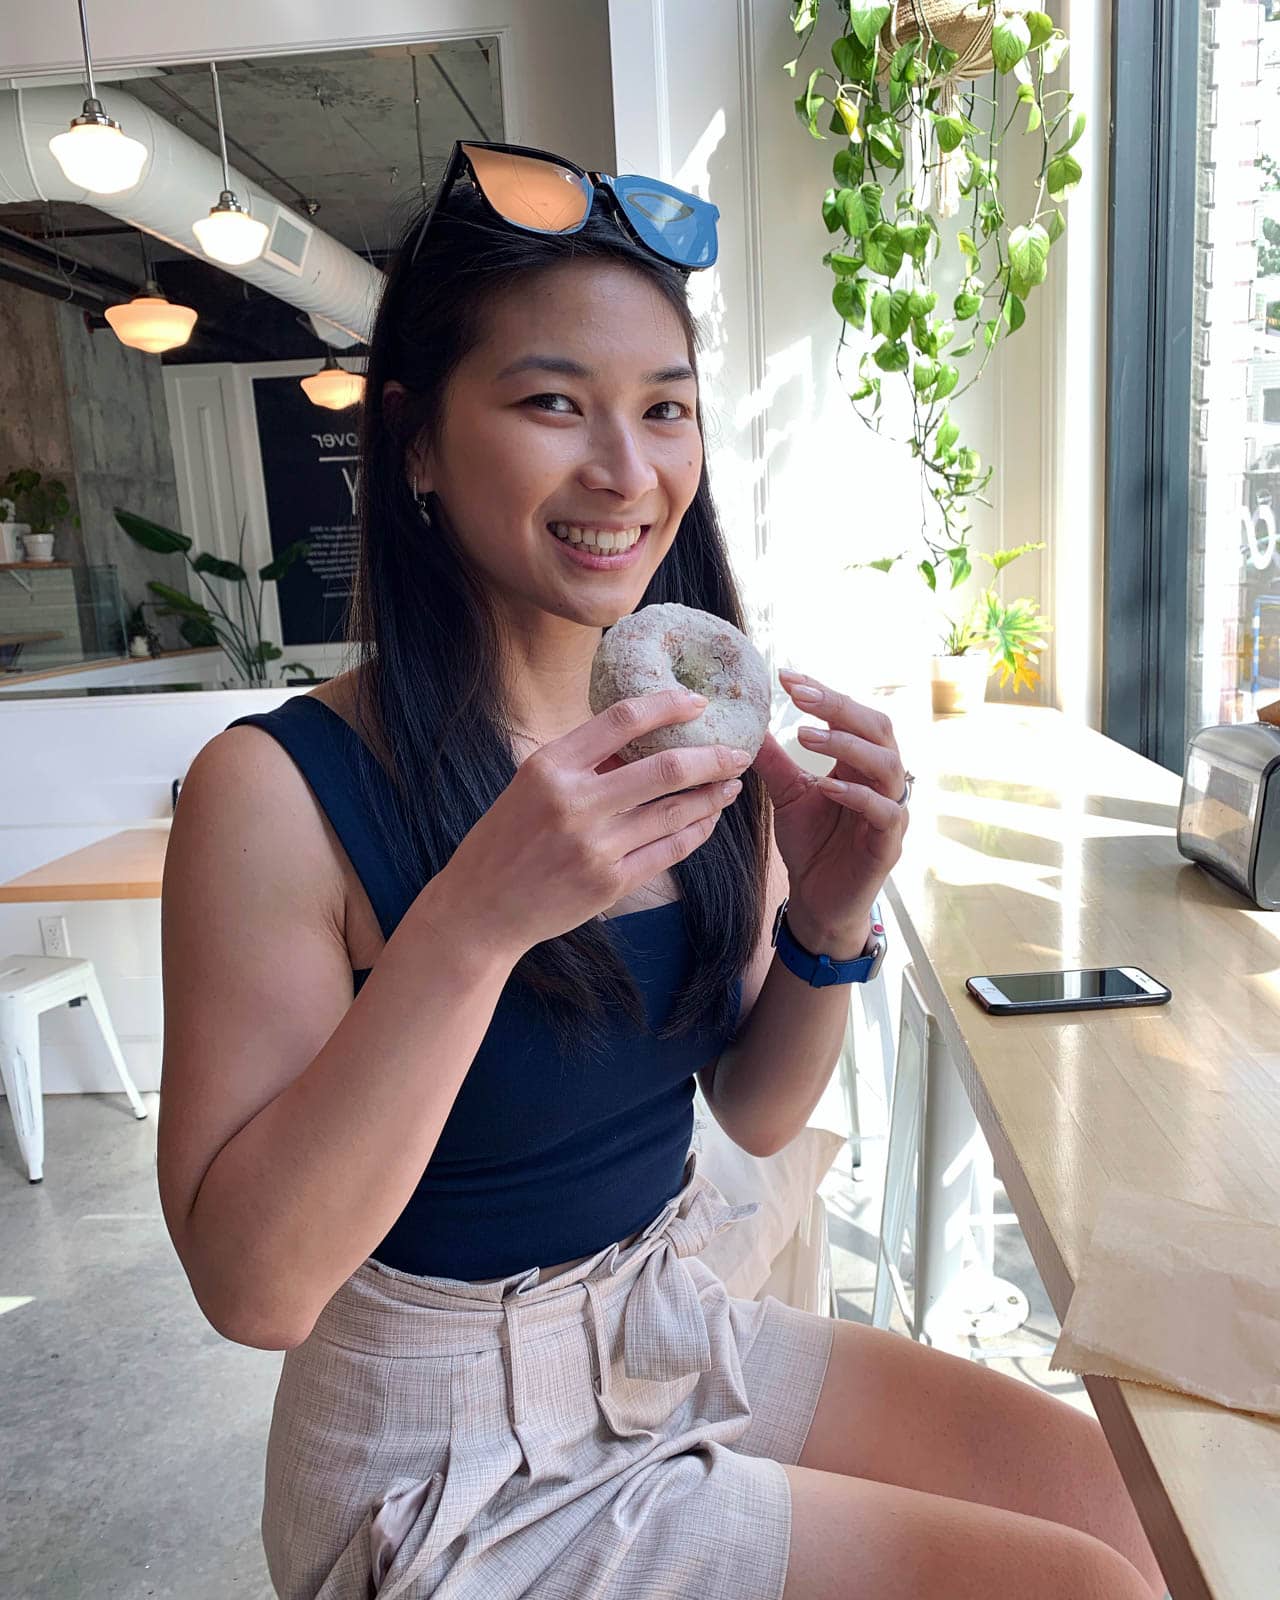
[415,260,703,633]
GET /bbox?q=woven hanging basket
[878,0,996,80]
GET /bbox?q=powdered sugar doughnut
[589,603,771,762]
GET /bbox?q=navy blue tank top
[226,695,742,1280]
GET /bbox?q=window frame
[1102,0,1201,770]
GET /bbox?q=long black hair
[347,183,771,1052]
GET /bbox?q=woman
[157,143,1165,1600]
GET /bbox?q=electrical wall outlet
[39,915,70,958]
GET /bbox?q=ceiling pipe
[0,83,383,344]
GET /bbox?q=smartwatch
[771,897,887,986]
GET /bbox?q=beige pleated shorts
[261,1156,836,1600]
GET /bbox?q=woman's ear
[382,380,432,495]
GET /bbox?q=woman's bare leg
[782,1464,1157,1600]
[795,1320,1165,1596]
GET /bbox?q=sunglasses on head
[408,140,720,273]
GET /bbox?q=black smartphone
[966,967,1172,1015]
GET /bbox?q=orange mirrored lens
[463,144,589,233]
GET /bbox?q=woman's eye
[648,400,690,421]
[525,393,577,414]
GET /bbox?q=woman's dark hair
[347,182,771,1053]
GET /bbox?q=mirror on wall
[0,39,503,694]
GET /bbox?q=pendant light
[300,350,365,411]
[48,0,147,194]
[191,62,268,266]
[105,232,197,354]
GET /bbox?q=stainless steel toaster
[1177,722,1280,910]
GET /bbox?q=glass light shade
[300,356,365,411]
[48,116,147,195]
[104,282,197,353]
[192,191,269,265]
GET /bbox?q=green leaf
[871,287,913,337]
[822,188,844,233]
[953,289,981,319]
[863,222,905,278]
[1008,221,1050,297]
[847,0,892,51]
[833,277,868,327]
[833,147,857,187]
[946,547,972,588]
[192,551,247,582]
[957,231,979,266]
[867,120,902,165]
[834,93,861,137]
[146,581,209,619]
[919,559,938,591]
[949,338,976,358]
[913,358,938,393]
[983,540,1046,573]
[937,413,960,453]
[1044,209,1066,243]
[179,616,219,648]
[253,641,284,664]
[792,0,820,35]
[827,251,863,276]
[259,539,311,582]
[113,508,192,555]
[867,556,898,573]
[872,339,910,372]
[931,112,966,153]
[992,16,1031,73]
[1042,31,1069,73]
[832,32,875,81]
[839,181,883,236]
[897,222,932,263]
[907,289,937,317]
[1004,292,1027,332]
[889,38,918,81]
[1061,112,1087,154]
[1047,151,1083,200]
[933,363,960,400]
[909,316,937,357]
[983,318,1001,349]
[797,67,826,137]
[1026,11,1055,49]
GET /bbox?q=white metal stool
[0,955,147,1183]
[873,965,1028,1350]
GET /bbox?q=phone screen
[991,969,1147,1004]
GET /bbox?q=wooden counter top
[0,825,169,903]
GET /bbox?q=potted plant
[787,1,1080,671]
[0,468,74,562]
[0,494,18,564]
[113,506,311,688]
[931,543,1049,713]
[124,601,163,659]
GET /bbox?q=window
[1105,1,1279,766]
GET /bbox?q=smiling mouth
[548,522,647,554]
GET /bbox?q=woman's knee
[781,1464,1155,1600]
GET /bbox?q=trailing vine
[787,1,1083,596]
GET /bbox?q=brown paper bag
[1050,1184,1280,1419]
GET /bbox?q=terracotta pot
[930,651,990,714]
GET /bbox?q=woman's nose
[578,423,659,502]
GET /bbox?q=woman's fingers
[618,784,738,878]
[601,739,752,812]
[558,688,709,772]
[797,724,904,798]
[815,774,906,833]
[615,776,742,854]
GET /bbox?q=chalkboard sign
[252,375,361,646]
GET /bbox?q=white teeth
[550,523,643,553]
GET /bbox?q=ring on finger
[897,771,915,808]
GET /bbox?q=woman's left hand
[752,672,910,958]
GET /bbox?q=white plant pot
[930,651,990,715]
[129,635,153,658]
[20,531,55,562]
[1,521,29,563]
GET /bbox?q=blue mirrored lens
[611,175,719,268]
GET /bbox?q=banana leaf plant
[113,507,313,687]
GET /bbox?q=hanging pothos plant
[787,0,1083,609]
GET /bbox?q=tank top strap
[225,695,411,941]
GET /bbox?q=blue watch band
[770,898,887,986]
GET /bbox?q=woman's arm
[158,727,519,1351]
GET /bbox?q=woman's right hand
[437,690,754,957]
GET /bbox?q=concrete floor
[1,1060,1084,1600]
